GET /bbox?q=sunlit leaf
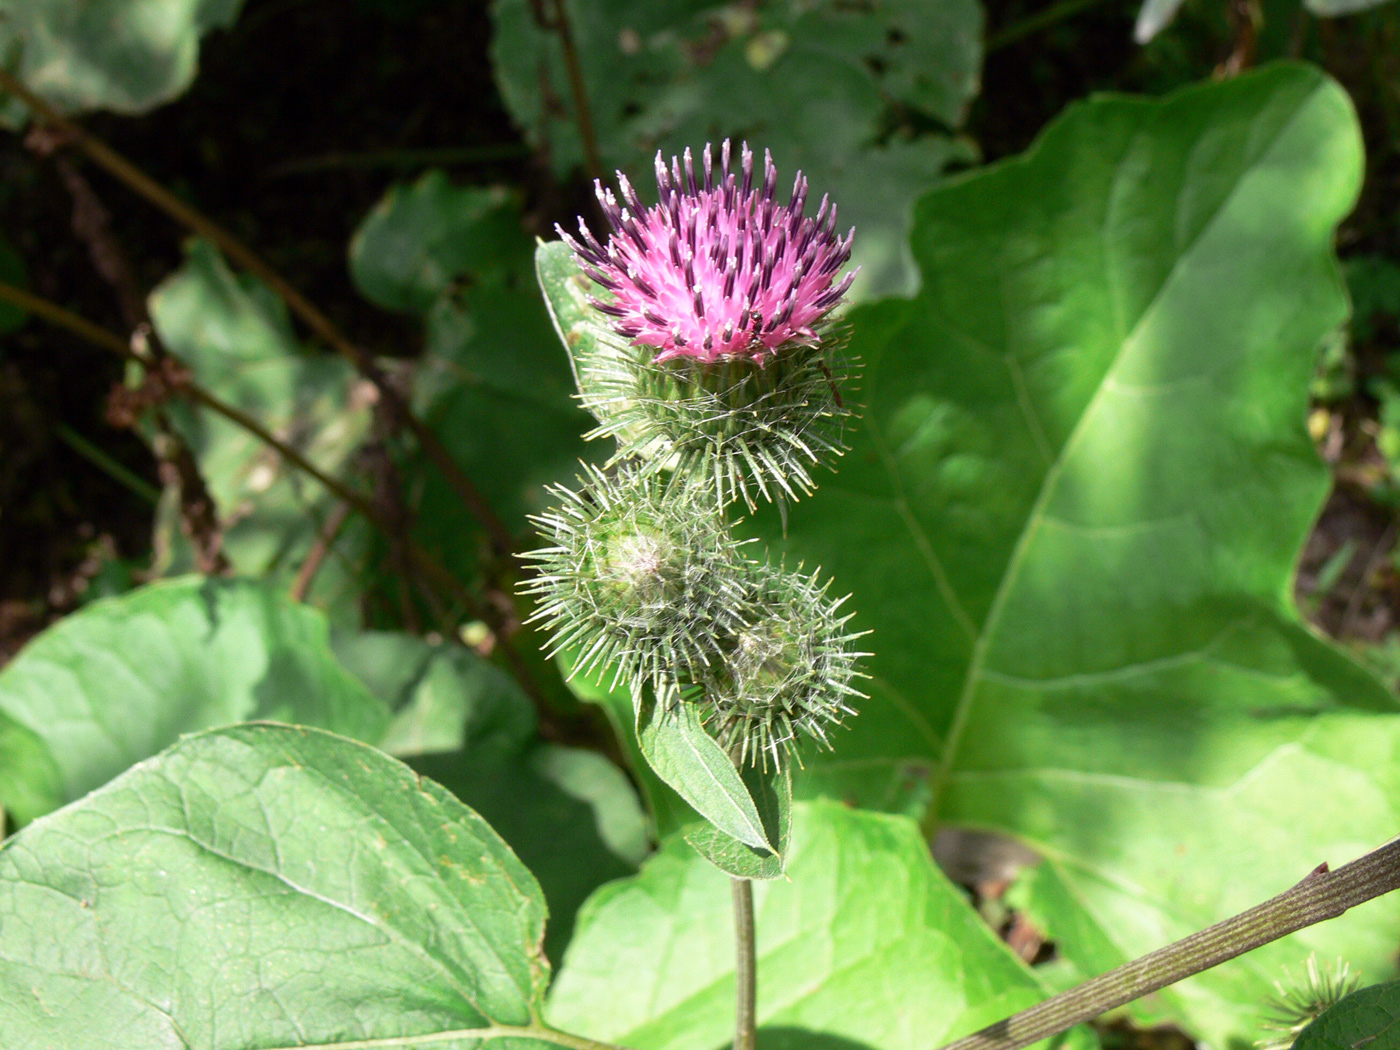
[759,63,1400,1046]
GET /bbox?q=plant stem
[984,0,1116,53]
[732,876,758,1050]
[933,836,1400,1050]
[0,66,516,557]
[536,0,604,183]
[53,422,161,506]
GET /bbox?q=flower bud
[522,463,749,692]
[696,562,869,769]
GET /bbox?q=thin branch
[290,500,353,603]
[0,66,516,556]
[0,279,462,607]
[534,0,604,183]
[934,836,1400,1050]
[52,422,161,505]
[985,0,1116,53]
[732,876,758,1050]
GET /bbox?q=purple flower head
[558,140,857,365]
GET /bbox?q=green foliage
[547,800,1048,1050]
[0,0,247,118]
[335,629,649,960]
[148,240,374,614]
[0,576,391,826]
[349,170,597,557]
[492,0,981,299]
[755,63,1400,1047]
[7,0,1400,1045]
[1294,980,1400,1050]
[0,724,556,1047]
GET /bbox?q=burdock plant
[529,140,868,1050]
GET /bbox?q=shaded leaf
[0,723,557,1048]
[349,171,595,560]
[547,800,1044,1050]
[148,239,374,618]
[0,0,246,118]
[491,0,982,298]
[334,629,536,758]
[758,63,1400,1046]
[0,576,390,826]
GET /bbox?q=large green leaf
[758,63,1400,1046]
[335,630,649,962]
[0,576,390,826]
[148,239,374,618]
[0,723,563,1048]
[0,0,245,118]
[491,0,981,299]
[547,800,1045,1050]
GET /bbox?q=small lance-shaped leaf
[0,576,390,827]
[547,800,1046,1050]
[0,0,246,119]
[536,239,643,447]
[1294,980,1400,1050]
[760,63,1400,1047]
[0,723,560,1049]
[682,762,791,880]
[638,698,774,854]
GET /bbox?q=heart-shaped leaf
[0,723,562,1048]
[760,62,1400,1046]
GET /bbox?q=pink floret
[558,140,856,365]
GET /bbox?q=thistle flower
[559,140,856,364]
[691,562,869,770]
[557,141,860,509]
[521,463,750,693]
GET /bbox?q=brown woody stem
[0,67,516,556]
[935,836,1400,1050]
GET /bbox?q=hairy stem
[732,876,758,1050]
[0,66,515,556]
[933,836,1400,1050]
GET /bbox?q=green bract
[579,328,856,510]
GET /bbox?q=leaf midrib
[924,86,1322,823]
